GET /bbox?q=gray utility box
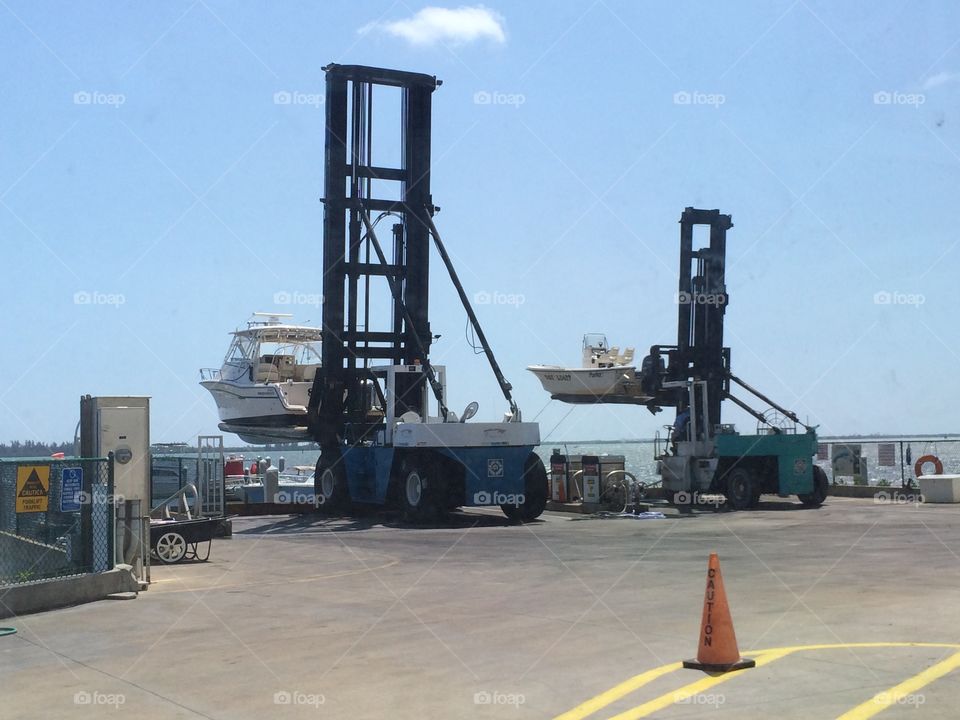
[80,396,151,504]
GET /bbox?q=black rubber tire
[399,455,440,523]
[315,454,350,512]
[799,465,829,507]
[502,454,548,522]
[660,487,680,505]
[725,467,755,511]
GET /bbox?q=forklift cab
[369,364,448,446]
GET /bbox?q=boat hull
[217,421,312,445]
[527,364,652,403]
[201,380,313,444]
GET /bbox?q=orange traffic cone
[683,553,756,672]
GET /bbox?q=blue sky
[2,1,958,445]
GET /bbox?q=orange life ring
[914,454,943,477]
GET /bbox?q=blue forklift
[307,64,547,522]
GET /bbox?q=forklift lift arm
[724,392,778,430]
[423,212,521,421]
[727,373,813,432]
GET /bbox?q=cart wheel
[798,465,829,507]
[155,532,187,564]
[502,454,548,522]
[724,468,755,511]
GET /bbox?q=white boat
[200,313,322,444]
[224,462,317,504]
[528,333,652,404]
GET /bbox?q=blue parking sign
[60,468,83,512]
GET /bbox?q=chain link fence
[0,456,114,586]
[815,438,960,487]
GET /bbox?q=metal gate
[197,436,225,517]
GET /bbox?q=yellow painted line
[605,649,794,720]
[744,641,960,654]
[551,643,960,720]
[836,649,960,720]
[551,662,684,720]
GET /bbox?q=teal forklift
[542,207,828,509]
[642,208,828,509]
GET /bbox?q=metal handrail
[150,483,200,520]
[569,469,583,499]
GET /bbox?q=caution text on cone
[683,552,755,672]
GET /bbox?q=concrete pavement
[2,497,959,719]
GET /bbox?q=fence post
[80,457,93,571]
[107,452,115,571]
[899,441,905,488]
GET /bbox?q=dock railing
[815,437,960,488]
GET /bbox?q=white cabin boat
[200,313,322,444]
[528,333,652,404]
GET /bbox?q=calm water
[222,437,960,487]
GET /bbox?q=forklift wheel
[316,456,350,512]
[798,465,829,507]
[400,459,439,523]
[502,454,548,523]
[725,468,755,511]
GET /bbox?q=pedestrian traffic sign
[60,467,83,512]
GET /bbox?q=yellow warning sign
[16,466,50,513]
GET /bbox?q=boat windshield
[258,339,322,364]
[224,329,322,366]
[225,335,256,364]
[583,333,608,351]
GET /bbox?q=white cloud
[923,71,960,90]
[360,5,506,46]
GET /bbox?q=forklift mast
[642,208,732,437]
[309,64,440,448]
